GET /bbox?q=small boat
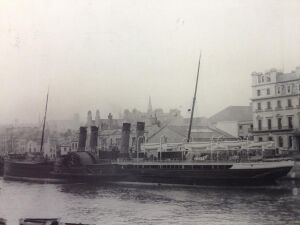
[19,218,60,225]
[0,218,7,225]
[19,218,95,225]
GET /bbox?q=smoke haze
[1,0,300,124]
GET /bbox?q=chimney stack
[90,126,98,152]
[87,110,92,127]
[95,110,100,127]
[120,123,131,158]
[78,127,87,151]
[136,122,145,153]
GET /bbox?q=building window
[288,136,293,148]
[278,136,283,148]
[287,85,291,93]
[267,119,272,130]
[267,88,270,95]
[287,99,292,108]
[258,137,263,142]
[258,76,261,83]
[277,87,281,94]
[257,102,261,110]
[258,120,262,131]
[267,101,271,109]
[257,90,261,96]
[277,100,281,108]
[266,76,271,82]
[262,76,264,82]
[268,136,273,141]
[277,118,282,130]
[288,116,293,129]
[239,125,243,130]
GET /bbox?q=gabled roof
[209,106,252,124]
[147,124,235,142]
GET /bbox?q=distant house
[98,129,125,151]
[59,143,72,156]
[15,138,27,154]
[209,106,253,139]
[26,140,40,153]
[43,138,58,160]
[70,133,79,152]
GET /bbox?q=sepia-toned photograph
[0,0,300,224]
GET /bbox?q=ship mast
[187,52,202,143]
[40,88,49,153]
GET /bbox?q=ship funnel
[90,126,98,152]
[78,127,87,151]
[136,122,145,153]
[120,123,131,158]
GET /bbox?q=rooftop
[209,106,252,124]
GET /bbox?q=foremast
[187,52,202,143]
[40,88,49,153]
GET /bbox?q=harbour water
[0,179,300,225]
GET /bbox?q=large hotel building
[251,67,300,152]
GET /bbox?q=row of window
[257,116,294,131]
[257,99,298,110]
[276,84,300,95]
[258,136,293,148]
[256,84,300,97]
[257,75,271,83]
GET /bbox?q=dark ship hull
[115,162,292,185]
[53,152,294,185]
[0,161,3,176]
[3,160,62,183]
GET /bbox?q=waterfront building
[209,106,253,139]
[251,67,300,152]
[146,125,236,143]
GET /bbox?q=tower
[147,96,152,114]
[95,110,100,127]
[86,110,92,127]
[108,113,113,129]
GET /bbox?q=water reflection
[0,179,300,225]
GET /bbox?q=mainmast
[187,52,202,143]
[40,88,49,153]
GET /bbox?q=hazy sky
[1,0,300,124]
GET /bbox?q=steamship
[3,55,295,185]
[52,55,294,185]
[52,121,294,185]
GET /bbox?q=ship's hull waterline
[52,160,294,186]
[3,153,294,185]
[3,160,64,183]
